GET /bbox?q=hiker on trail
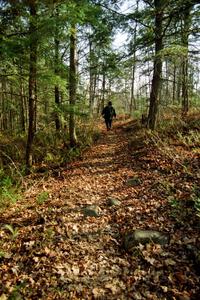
[102,101,116,131]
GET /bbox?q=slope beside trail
[0,119,199,299]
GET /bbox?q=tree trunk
[25,0,37,171]
[182,58,189,114]
[96,74,101,115]
[89,39,95,115]
[164,60,169,105]
[130,64,137,114]
[55,84,60,130]
[93,73,97,109]
[1,77,7,130]
[177,65,182,104]
[69,23,77,147]
[19,64,26,132]
[181,6,191,115]
[101,69,106,112]
[172,63,176,105]
[130,0,139,115]
[0,80,2,130]
[54,6,61,130]
[147,0,164,130]
[9,83,14,131]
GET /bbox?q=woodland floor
[0,118,200,300]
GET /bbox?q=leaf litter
[0,118,200,299]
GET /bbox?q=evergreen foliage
[0,0,199,172]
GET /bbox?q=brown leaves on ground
[0,117,200,299]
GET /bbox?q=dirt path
[0,119,199,299]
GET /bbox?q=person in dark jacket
[102,101,116,130]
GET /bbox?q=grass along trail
[0,118,199,299]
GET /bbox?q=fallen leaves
[0,119,200,299]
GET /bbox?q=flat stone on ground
[126,177,141,186]
[123,229,169,251]
[107,198,121,206]
[83,205,101,217]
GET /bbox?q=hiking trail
[0,119,199,299]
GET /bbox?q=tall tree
[54,6,61,130]
[147,0,165,130]
[69,22,78,147]
[25,0,38,171]
[181,4,192,115]
[130,0,139,114]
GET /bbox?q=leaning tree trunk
[147,0,164,130]
[69,23,77,147]
[25,0,37,171]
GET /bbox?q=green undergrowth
[0,118,100,210]
[33,119,100,166]
[128,112,200,222]
[0,173,21,210]
[157,111,200,138]
[145,112,200,220]
[147,113,200,159]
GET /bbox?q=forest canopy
[0,0,200,170]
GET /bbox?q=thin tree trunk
[181,6,191,115]
[26,0,37,171]
[130,64,137,114]
[2,77,7,130]
[177,66,182,104]
[165,60,169,105]
[9,83,14,131]
[172,63,176,105]
[147,0,164,130]
[55,84,60,130]
[54,6,61,130]
[54,38,60,130]
[0,81,2,130]
[101,69,106,112]
[182,59,189,114]
[19,64,26,132]
[93,73,97,107]
[69,23,77,147]
[89,39,95,115]
[130,0,139,114]
[96,74,101,115]
[20,84,26,132]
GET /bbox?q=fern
[4,224,19,239]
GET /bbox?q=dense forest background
[0,0,200,173]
